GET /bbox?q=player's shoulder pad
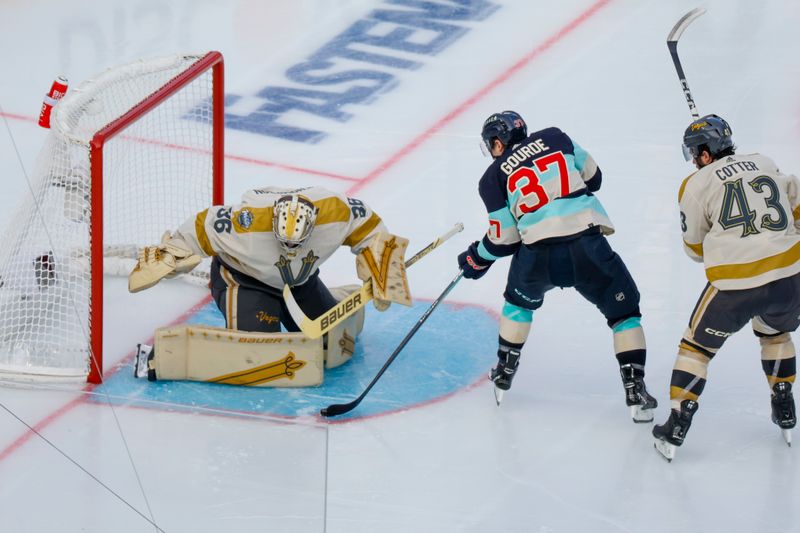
[678,170,700,203]
[534,126,574,153]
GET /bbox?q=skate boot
[134,343,157,381]
[652,399,698,462]
[619,364,658,423]
[771,381,796,446]
[490,346,521,406]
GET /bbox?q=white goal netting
[0,52,223,382]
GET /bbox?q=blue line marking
[97,300,497,420]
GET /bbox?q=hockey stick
[283,222,464,339]
[321,270,464,417]
[667,7,706,118]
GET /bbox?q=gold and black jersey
[177,185,386,288]
[679,153,800,290]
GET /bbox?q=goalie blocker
[136,287,365,387]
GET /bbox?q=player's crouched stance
[127,186,408,387]
[459,110,656,421]
[653,116,798,461]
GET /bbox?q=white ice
[2,1,800,532]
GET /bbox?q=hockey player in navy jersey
[652,115,798,461]
[457,110,656,421]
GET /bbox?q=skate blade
[783,429,792,447]
[134,343,152,379]
[654,439,676,462]
[493,386,504,406]
[631,405,654,423]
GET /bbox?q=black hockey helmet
[481,110,527,156]
[682,114,734,161]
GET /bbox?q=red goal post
[0,52,225,384]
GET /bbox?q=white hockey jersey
[679,153,800,290]
[176,186,386,289]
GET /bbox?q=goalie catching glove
[355,232,412,311]
[128,232,202,293]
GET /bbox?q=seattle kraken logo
[275,250,319,286]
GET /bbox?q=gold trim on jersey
[793,204,800,222]
[344,212,382,248]
[678,171,698,202]
[233,207,274,233]
[683,240,703,256]
[195,208,214,256]
[315,197,352,225]
[705,241,800,282]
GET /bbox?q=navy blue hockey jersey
[476,127,614,260]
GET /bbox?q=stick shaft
[322,270,464,417]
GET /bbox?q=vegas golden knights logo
[275,250,319,286]
[359,237,398,293]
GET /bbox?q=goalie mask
[272,194,318,250]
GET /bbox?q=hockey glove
[457,241,494,280]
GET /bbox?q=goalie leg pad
[325,285,366,369]
[153,325,324,387]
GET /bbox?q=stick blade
[667,7,706,43]
[321,402,356,418]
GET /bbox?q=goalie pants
[209,258,337,333]
[504,229,642,327]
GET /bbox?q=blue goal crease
[97,300,498,420]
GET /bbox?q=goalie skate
[134,343,155,380]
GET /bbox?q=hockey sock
[669,340,715,410]
[612,317,646,368]
[759,333,797,387]
[499,302,532,345]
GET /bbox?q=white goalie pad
[153,325,324,387]
[326,285,365,369]
[355,232,411,306]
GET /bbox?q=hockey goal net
[0,52,224,383]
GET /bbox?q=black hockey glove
[457,241,494,280]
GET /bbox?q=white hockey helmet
[272,194,318,250]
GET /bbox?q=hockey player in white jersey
[653,115,798,461]
[127,186,406,384]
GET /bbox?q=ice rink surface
[2,1,800,531]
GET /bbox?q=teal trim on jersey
[612,316,641,332]
[572,141,589,171]
[477,240,500,261]
[517,194,609,230]
[489,206,517,229]
[502,301,533,323]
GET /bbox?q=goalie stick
[283,222,464,339]
[321,270,464,417]
[667,7,706,118]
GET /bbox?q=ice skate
[652,399,698,462]
[619,364,657,423]
[490,347,520,406]
[771,381,796,446]
[134,343,156,381]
